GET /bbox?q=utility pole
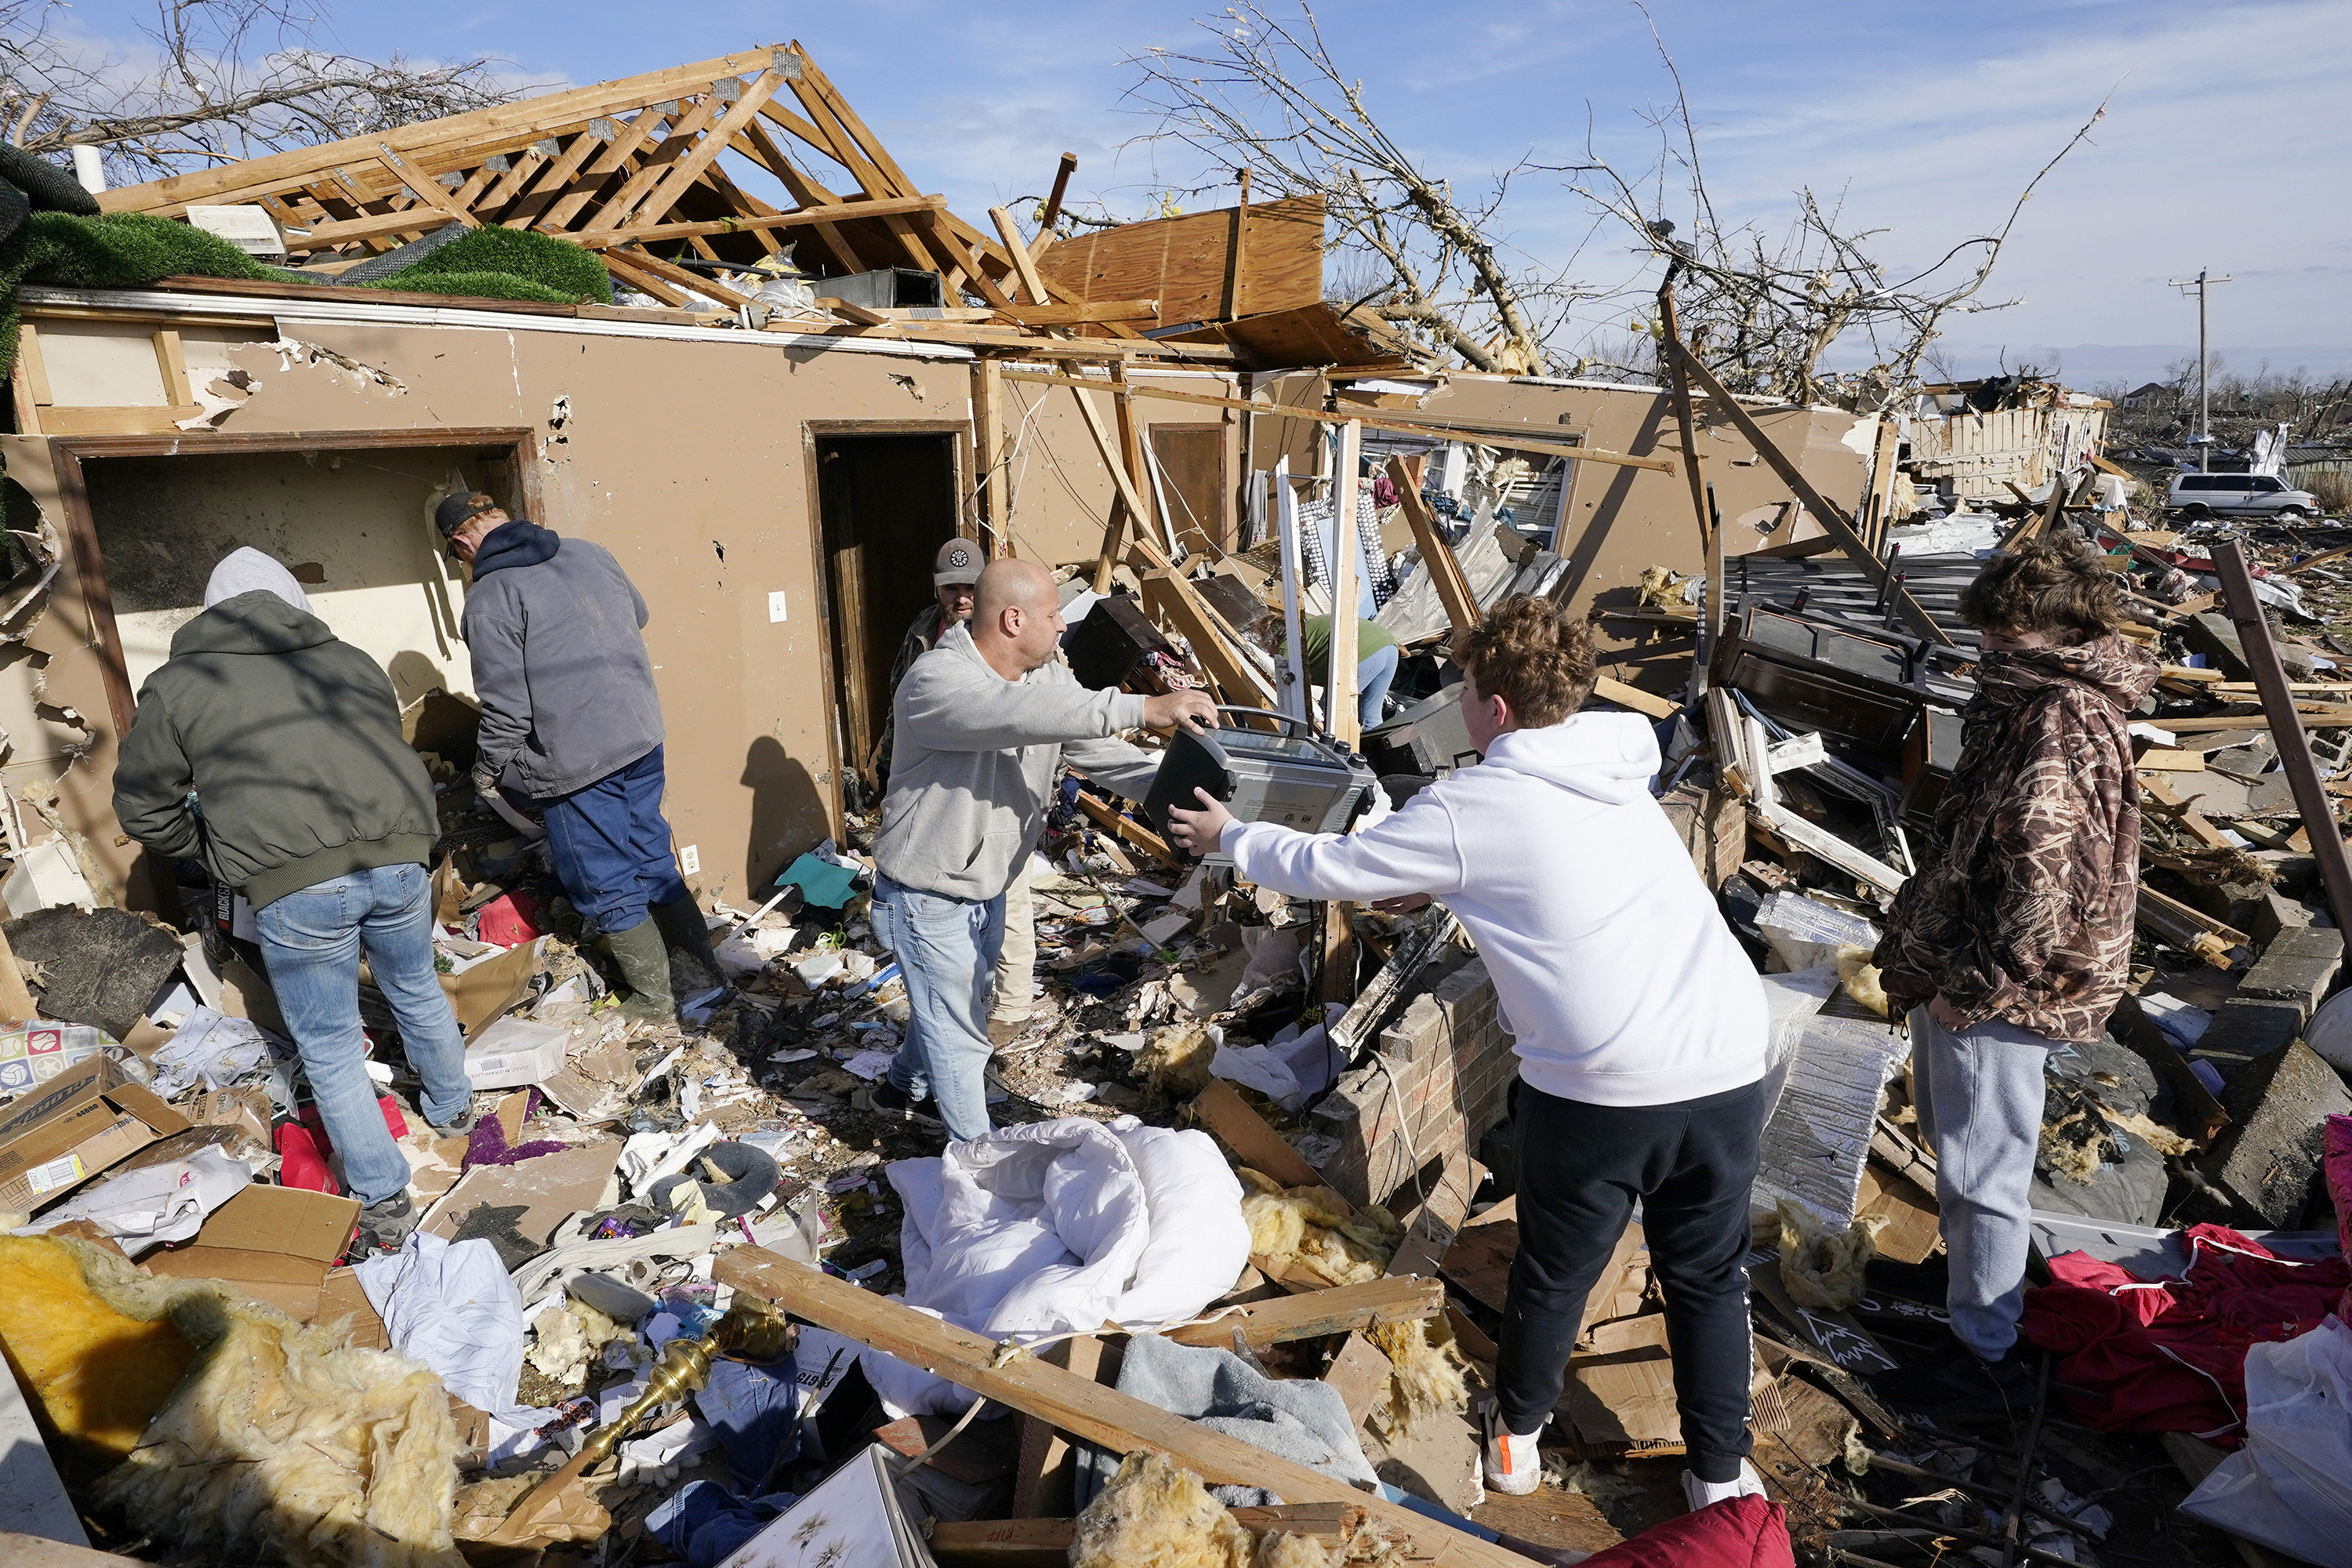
[2167,269,2233,471]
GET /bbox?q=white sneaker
[1480,1399,1543,1496]
[1680,1460,1766,1512]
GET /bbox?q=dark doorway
[814,432,962,797]
[1148,423,1229,556]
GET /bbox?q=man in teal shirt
[1299,615,1399,731]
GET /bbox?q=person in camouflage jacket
[1867,535,2160,1421]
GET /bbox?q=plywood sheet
[1033,197,1323,329]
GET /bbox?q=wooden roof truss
[98,43,1144,337]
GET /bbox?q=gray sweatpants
[1909,1007,2056,1360]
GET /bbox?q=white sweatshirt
[1221,711,1766,1107]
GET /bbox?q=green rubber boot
[605,918,676,1024]
[652,895,725,994]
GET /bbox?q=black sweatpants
[1494,1076,1766,1483]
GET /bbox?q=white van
[2167,471,2321,520]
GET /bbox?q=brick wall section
[1309,950,1519,1210]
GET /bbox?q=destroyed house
[0,44,1896,920]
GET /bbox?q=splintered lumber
[2213,539,2352,931]
[2135,884,2247,967]
[937,1504,1361,1567]
[714,1248,1529,1568]
[1073,792,1173,863]
[1190,1078,1326,1192]
[1165,1276,1443,1350]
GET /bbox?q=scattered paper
[840,1048,898,1082]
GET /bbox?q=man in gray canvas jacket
[873,559,1212,1138]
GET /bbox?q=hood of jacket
[169,589,339,659]
[201,546,310,612]
[1973,632,2159,717]
[1478,709,1661,805]
[471,517,562,580]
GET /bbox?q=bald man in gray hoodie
[871,561,1212,1138]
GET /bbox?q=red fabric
[296,1095,412,1158]
[275,1122,336,1194]
[1577,1496,1793,1568]
[475,890,548,947]
[2020,1222,2350,1445]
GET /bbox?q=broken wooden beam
[2213,539,2352,931]
[713,1247,1531,1568]
[1167,1276,1443,1350]
[1190,1078,1326,1192]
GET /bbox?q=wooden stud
[730,120,864,274]
[1327,418,1362,749]
[1073,789,1171,864]
[1384,456,1476,633]
[150,329,192,407]
[975,358,1011,554]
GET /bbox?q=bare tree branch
[0,0,533,187]
[1122,2,1595,375]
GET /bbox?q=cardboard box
[185,1085,274,1145]
[1559,1315,1777,1458]
[0,1057,191,1212]
[318,1266,390,1348]
[143,1185,361,1319]
[463,1015,571,1090]
[443,940,543,1041]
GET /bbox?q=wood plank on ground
[1166,1276,1443,1350]
[1189,1077,1327,1192]
[716,1248,1534,1568]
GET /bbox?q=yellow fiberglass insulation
[1255,1533,1336,1568]
[1138,1023,1217,1097]
[1835,946,1890,1017]
[1236,1168,1401,1287]
[44,1239,467,1568]
[1364,1316,1472,1439]
[1776,1199,1878,1311]
[1073,1450,1253,1568]
[0,1235,198,1465]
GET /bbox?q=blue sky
[65,0,2352,383]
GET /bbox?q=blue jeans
[1910,1007,2055,1359]
[1357,644,1399,729]
[873,873,1003,1142]
[539,744,690,935]
[256,862,473,1207]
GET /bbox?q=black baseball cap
[435,491,500,537]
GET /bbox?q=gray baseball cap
[933,538,983,586]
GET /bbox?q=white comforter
[864,1115,1252,1415]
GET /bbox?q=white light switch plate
[768,590,789,623]
[679,844,700,876]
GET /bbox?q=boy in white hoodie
[1168,597,1770,1509]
